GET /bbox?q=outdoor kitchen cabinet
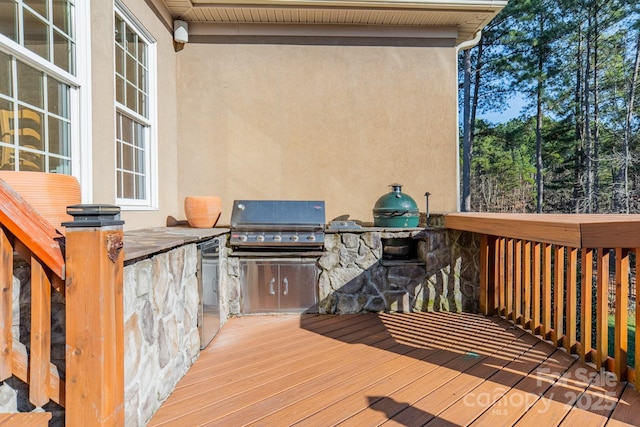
[239,258,318,313]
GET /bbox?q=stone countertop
[325,226,426,233]
[124,226,229,262]
[324,225,443,235]
[122,224,443,263]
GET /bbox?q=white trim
[114,3,158,210]
[189,0,508,10]
[114,0,157,43]
[75,0,93,203]
[189,22,458,38]
[0,34,78,87]
[147,40,159,211]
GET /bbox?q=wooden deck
[149,312,640,426]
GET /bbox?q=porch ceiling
[159,0,507,43]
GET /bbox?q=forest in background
[459,0,640,213]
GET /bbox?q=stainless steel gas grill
[229,200,326,313]
[230,200,325,251]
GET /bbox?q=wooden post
[64,205,124,426]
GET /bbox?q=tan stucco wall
[90,0,180,230]
[176,41,459,226]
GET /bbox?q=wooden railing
[0,178,125,426]
[0,179,65,413]
[446,213,640,391]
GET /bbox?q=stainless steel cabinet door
[239,258,318,313]
[278,261,318,312]
[240,261,279,313]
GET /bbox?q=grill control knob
[307,235,316,241]
[273,235,282,242]
[239,235,248,242]
[290,235,299,242]
[256,235,265,242]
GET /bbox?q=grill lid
[230,200,325,229]
[230,200,326,249]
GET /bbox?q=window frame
[0,0,91,200]
[114,0,158,210]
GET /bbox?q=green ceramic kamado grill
[372,184,420,228]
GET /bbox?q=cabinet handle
[283,277,289,295]
[269,278,276,295]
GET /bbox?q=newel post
[64,205,125,426]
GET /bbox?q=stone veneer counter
[121,225,229,426]
[123,226,229,262]
[317,225,480,314]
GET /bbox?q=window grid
[114,6,152,205]
[1,0,76,75]
[0,52,72,173]
[115,112,146,200]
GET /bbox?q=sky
[477,93,529,124]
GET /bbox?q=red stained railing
[446,213,640,389]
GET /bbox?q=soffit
[160,0,507,43]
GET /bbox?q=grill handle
[269,278,276,295]
[283,277,289,295]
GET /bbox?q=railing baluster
[522,240,531,329]
[553,246,565,347]
[29,256,51,409]
[596,248,609,370]
[491,236,499,313]
[615,248,629,381]
[514,239,522,324]
[531,242,541,335]
[565,247,578,353]
[479,234,494,315]
[498,237,506,317]
[580,248,593,362]
[636,248,640,391]
[0,228,12,381]
[506,238,514,320]
[542,242,552,339]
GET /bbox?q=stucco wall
[90,0,181,230]
[175,40,459,226]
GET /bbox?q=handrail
[446,213,640,392]
[0,179,65,280]
[445,212,640,248]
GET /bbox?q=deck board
[148,312,640,426]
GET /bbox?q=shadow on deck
[149,312,640,426]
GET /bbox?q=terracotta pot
[0,171,81,231]
[184,196,222,228]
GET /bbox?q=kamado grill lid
[373,184,419,227]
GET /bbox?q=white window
[0,0,77,174]
[114,3,156,208]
